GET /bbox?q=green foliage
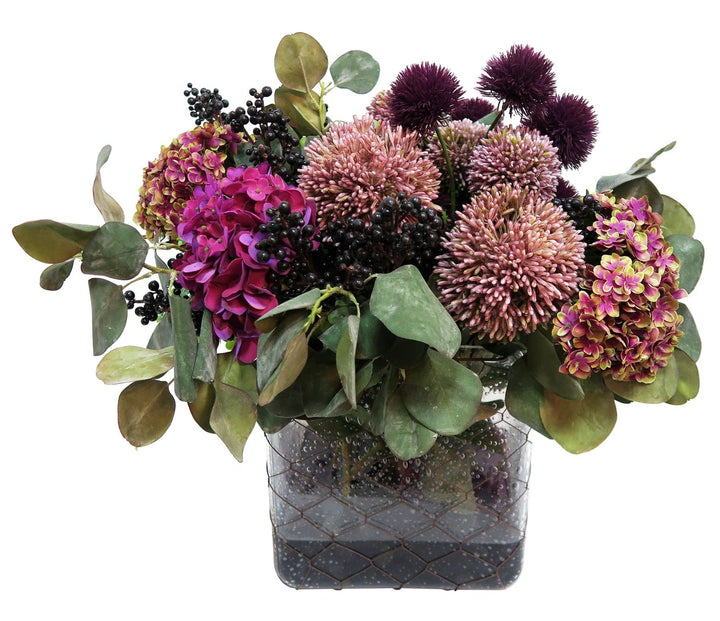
[39,259,74,291]
[524,330,584,400]
[89,278,127,355]
[92,145,124,223]
[667,234,704,294]
[604,356,679,404]
[96,345,175,384]
[505,357,552,439]
[677,303,701,361]
[330,50,380,94]
[117,380,175,447]
[81,222,148,280]
[661,195,695,237]
[274,32,328,93]
[169,290,198,403]
[13,220,98,264]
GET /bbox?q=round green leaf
[274,32,328,92]
[13,220,98,264]
[336,314,360,407]
[612,177,663,213]
[604,355,679,404]
[661,195,695,237]
[677,303,701,362]
[666,350,700,405]
[667,234,704,294]
[525,330,584,400]
[329,50,380,94]
[400,349,482,436]
[189,380,215,433]
[96,345,175,384]
[540,374,617,454]
[210,383,257,463]
[505,357,552,439]
[89,277,128,355]
[274,86,324,137]
[370,265,461,358]
[118,380,175,447]
[258,331,309,406]
[81,221,148,280]
[383,393,437,460]
[40,259,74,291]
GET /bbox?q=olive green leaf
[336,314,360,408]
[96,345,175,384]
[13,220,98,264]
[611,177,663,213]
[666,350,700,405]
[661,195,695,237]
[81,222,148,280]
[256,311,308,392]
[356,305,393,358]
[89,277,128,355]
[215,352,258,400]
[677,303,701,362]
[258,331,308,407]
[383,393,437,460]
[40,259,74,291]
[168,288,198,403]
[370,265,461,358]
[505,357,552,438]
[274,32,328,92]
[93,145,124,223]
[147,315,173,350]
[604,355,679,404]
[274,86,324,137]
[401,349,483,436]
[255,288,320,333]
[667,234,704,294]
[189,380,215,433]
[368,365,399,436]
[540,373,617,454]
[596,141,675,192]
[209,382,257,463]
[117,379,175,447]
[329,50,380,94]
[192,310,217,383]
[525,329,584,400]
[256,406,292,434]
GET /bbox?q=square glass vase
[266,411,531,589]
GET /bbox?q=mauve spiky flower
[527,94,598,169]
[386,62,464,134]
[553,193,686,383]
[367,90,393,123]
[435,185,585,342]
[477,44,556,116]
[172,163,317,363]
[297,115,441,228]
[135,122,242,240]
[426,119,489,189]
[452,97,496,122]
[467,125,561,200]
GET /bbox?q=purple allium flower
[386,62,464,134]
[553,193,686,383]
[297,115,441,229]
[477,44,556,116]
[426,119,489,190]
[555,178,578,199]
[527,94,598,169]
[452,97,496,122]
[135,122,242,240]
[435,185,585,342]
[467,125,561,200]
[172,163,317,363]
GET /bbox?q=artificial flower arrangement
[13,33,703,462]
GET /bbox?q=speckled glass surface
[266,411,531,589]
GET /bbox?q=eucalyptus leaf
[189,380,215,433]
[667,234,704,294]
[299,350,343,416]
[385,337,428,369]
[81,222,148,280]
[336,314,360,408]
[258,331,308,406]
[192,310,217,383]
[257,406,292,433]
[256,311,308,391]
[147,315,173,350]
[540,373,617,454]
[274,86,324,137]
[357,306,393,358]
[383,393,437,460]
[169,289,198,403]
[505,357,552,439]
[666,350,700,405]
[626,141,676,174]
[677,303,701,362]
[89,277,128,355]
[525,330,584,400]
[661,195,695,237]
[255,288,320,333]
[117,380,175,447]
[400,349,482,436]
[93,145,124,223]
[209,383,257,463]
[215,353,258,400]
[370,265,461,358]
[368,365,399,436]
[96,345,175,384]
[274,32,328,92]
[596,141,675,192]
[13,220,98,264]
[330,50,380,94]
[612,177,663,213]
[604,355,679,404]
[40,259,74,291]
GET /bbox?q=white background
[2,1,718,619]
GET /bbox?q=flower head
[426,119,489,190]
[477,44,556,116]
[435,185,585,341]
[526,94,598,169]
[136,122,241,240]
[297,115,441,229]
[452,97,496,122]
[467,125,561,200]
[173,164,317,362]
[386,62,464,134]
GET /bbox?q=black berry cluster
[554,193,611,265]
[311,194,446,295]
[124,280,169,326]
[183,83,305,183]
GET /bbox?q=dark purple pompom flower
[452,97,495,122]
[555,178,578,199]
[387,62,464,133]
[477,44,556,116]
[526,94,598,169]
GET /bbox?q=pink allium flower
[426,119,489,190]
[434,185,585,342]
[467,125,561,200]
[553,193,686,383]
[366,90,393,123]
[297,115,441,229]
[136,122,242,240]
[173,164,317,363]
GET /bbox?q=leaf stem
[303,286,361,331]
[435,126,457,221]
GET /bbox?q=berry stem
[303,285,361,331]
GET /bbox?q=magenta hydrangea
[553,194,686,383]
[172,163,318,363]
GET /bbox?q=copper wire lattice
[266,413,531,589]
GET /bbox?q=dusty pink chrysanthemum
[426,119,489,189]
[297,115,441,228]
[136,122,241,240]
[467,125,561,200]
[435,185,585,342]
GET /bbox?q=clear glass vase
[266,409,531,589]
